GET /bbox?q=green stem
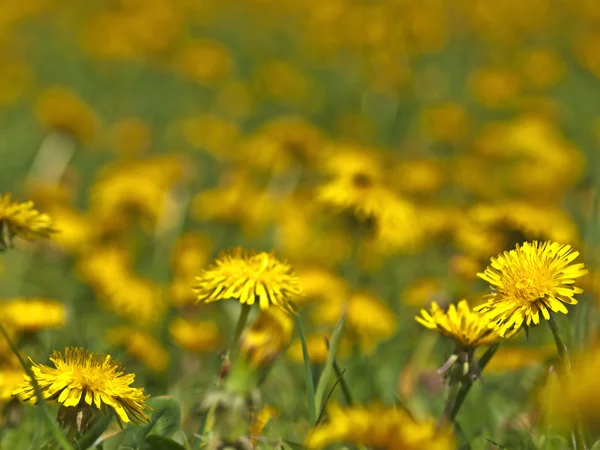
[547,315,587,450]
[65,421,78,443]
[227,304,252,360]
[449,343,499,421]
[547,315,572,373]
[333,358,353,406]
[438,381,461,431]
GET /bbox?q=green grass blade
[314,313,346,416]
[0,324,74,450]
[295,314,317,424]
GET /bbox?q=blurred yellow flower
[421,102,469,143]
[110,118,151,157]
[101,276,165,326]
[475,241,588,337]
[13,347,151,424]
[108,327,170,373]
[295,267,347,309]
[172,39,232,84]
[485,344,554,373]
[313,292,396,353]
[0,298,66,332]
[275,198,352,268]
[168,318,221,353]
[35,86,99,144]
[176,114,240,159]
[390,158,446,195]
[0,367,23,404]
[306,404,455,450]
[237,117,324,173]
[318,160,422,252]
[240,308,293,368]
[90,155,187,226]
[469,201,579,247]
[416,300,503,349]
[401,278,447,308]
[469,67,520,109]
[520,48,565,89]
[250,405,278,446]
[287,333,351,365]
[46,206,91,254]
[194,248,302,312]
[191,170,275,235]
[252,60,311,105]
[0,193,55,249]
[171,232,211,278]
[542,346,600,431]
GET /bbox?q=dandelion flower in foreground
[475,241,587,337]
[13,347,150,424]
[193,248,302,312]
[416,299,503,349]
[0,193,55,249]
[306,404,455,450]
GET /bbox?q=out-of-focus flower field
[2,0,600,449]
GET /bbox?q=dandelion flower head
[475,241,587,337]
[13,347,151,424]
[416,299,503,349]
[193,248,302,312]
[0,194,55,249]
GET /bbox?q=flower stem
[547,314,572,373]
[227,304,252,361]
[547,315,587,450]
[438,381,461,431]
[449,343,499,422]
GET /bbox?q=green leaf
[142,396,182,439]
[295,314,317,425]
[145,435,186,450]
[314,313,346,416]
[117,396,182,448]
[590,440,600,450]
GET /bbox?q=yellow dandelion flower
[13,347,151,424]
[35,86,99,144]
[0,298,66,332]
[107,327,170,373]
[542,346,600,431]
[193,248,302,312]
[306,404,455,450]
[240,308,294,368]
[416,300,502,349]
[168,318,221,353]
[475,241,588,337]
[0,193,55,249]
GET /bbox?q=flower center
[352,172,374,188]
